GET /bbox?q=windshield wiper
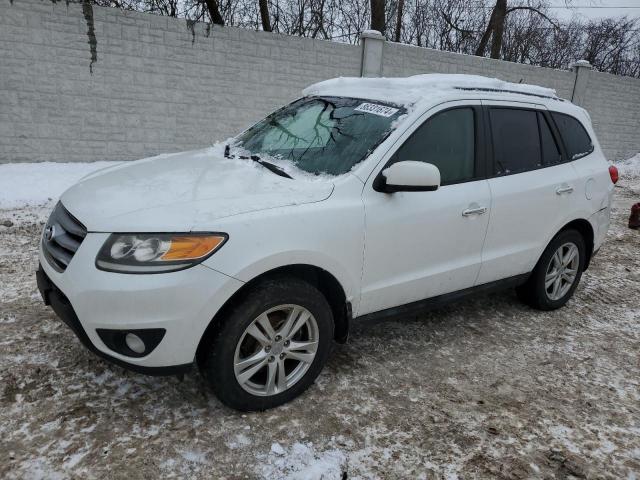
[249,155,293,179]
[224,144,292,179]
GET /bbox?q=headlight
[96,233,227,273]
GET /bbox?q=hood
[60,148,334,232]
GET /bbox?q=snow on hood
[60,146,334,232]
[303,74,558,107]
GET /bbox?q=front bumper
[37,266,191,376]
[37,232,244,374]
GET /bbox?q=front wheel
[517,229,586,311]
[200,276,334,411]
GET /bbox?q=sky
[546,0,640,21]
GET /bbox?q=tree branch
[506,6,559,29]
[442,11,476,35]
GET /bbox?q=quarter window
[551,112,594,160]
[392,108,475,185]
[538,112,562,165]
[489,108,541,175]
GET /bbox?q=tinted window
[551,112,594,160]
[490,109,541,175]
[393,108,475,184]
[538,112,562,165]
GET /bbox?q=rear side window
[538,112,562,165]
[551,112,594,160]
[489,109,541,175]
[392,107,475,185]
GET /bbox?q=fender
[223,250,359,314]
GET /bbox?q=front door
[358,102,491,316]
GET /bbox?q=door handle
[462,206,487,216]
[556,185,574,195]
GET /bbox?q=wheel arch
[558,218,595,269]
[195,264,351,368]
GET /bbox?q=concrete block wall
[1,0,639,163]
[381,42,576,100]
[0,0,361,162]
[377,41,639,161]
[575,69,640,161]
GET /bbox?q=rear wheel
[517,229,586,310]
[201,276,333,411]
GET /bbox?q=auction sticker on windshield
[354,103,399,117]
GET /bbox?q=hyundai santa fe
[37,74,617,411]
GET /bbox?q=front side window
[490,108,542,175]
[392,108,475,185]
[236,97,405,176]
[551,112,594,160]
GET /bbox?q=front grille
[42,202,87,272]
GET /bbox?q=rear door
[476,101,579,284]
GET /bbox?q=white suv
[37,74,617,410]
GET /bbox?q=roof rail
[455,87,564,102]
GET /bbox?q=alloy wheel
[233,304,319,396]
[545,242,579,301]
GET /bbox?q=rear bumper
[37,266,192,376]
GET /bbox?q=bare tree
[582,17,640,76]
[370,0,385,34]
[82,0,640,78]
[393,0,404,42]
[476,0,559,59]
[204,0,224,24]
[476,0,505,57]
[259,0,271,31]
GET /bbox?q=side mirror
[376,161,441,193]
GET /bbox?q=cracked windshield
[236,96,405,176]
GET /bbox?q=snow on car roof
[302,74,559,107]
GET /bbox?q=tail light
[609,165,619,184]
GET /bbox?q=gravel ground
[1,179,638,479]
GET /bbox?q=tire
[516,229,586,311]
[200,276,334,411]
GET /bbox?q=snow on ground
[0,155,639,478]
[260,442,347,480]
[0,161,120,221]
[616,153,640,180]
